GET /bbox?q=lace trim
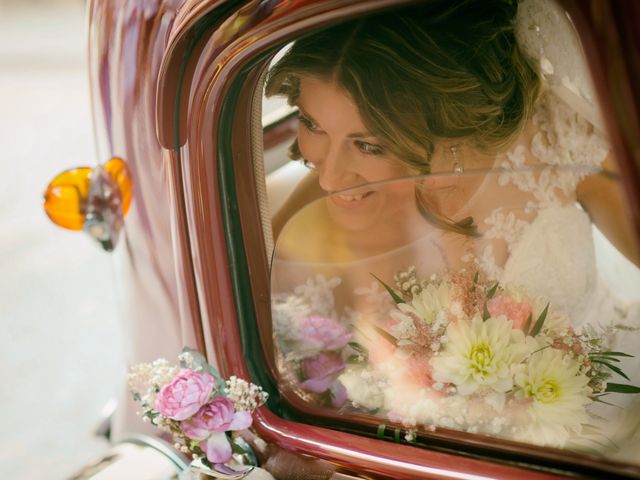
[484,207,532,246]
[480,91,610,278]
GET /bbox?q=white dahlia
[390,281,451,339]
[513,347,591,447]
[431,315,531,395]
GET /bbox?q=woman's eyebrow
[297,106,318,124]
[347,131,377,139]
[298,105,377,139]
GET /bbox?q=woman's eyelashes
[355,140,385,156]
[298,112,385,156]
[298,114,320,133]
[301,158,316,169]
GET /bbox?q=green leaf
[598,361,631,381]
[348,342,368,355]
[590,355,621,363]
[591,393,615,407]
[372,274,405,304]
[347,354,366,364]
[530,303,549,337]
[377,424,386,439]
[482,302,491,321]
[486,282,499,299]
[231,441,246,455]
[471,271,479,292]
[181,347,226,391]
[592,396,617,407]
[605,383,640,394]
[592,351,634,358]
[373,325,398,347]
[522,312,533,335]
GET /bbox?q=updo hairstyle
[265,0,541,174]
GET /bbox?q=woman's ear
[288,138,301,160]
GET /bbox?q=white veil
[515,0,605,131]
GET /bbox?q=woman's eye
[356,140,385,156]
[299,115,320,133]
[301,159,316,170]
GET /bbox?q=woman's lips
[328,190,375,209]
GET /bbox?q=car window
[257,0,640,470]
[269,171,640,466]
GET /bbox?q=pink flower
[487,295,532,330]
[300,352,347,407]
[154,369,214,421]
[404,354,435,389]
[182,397,253,464]
[300,315,352,351]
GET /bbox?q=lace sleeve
[497,90,610,210]
[530,91,609,169]
[480,89,611,280]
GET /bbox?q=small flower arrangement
[127,347,268,466]
[340,267,640,448]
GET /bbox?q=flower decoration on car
[128,348,268,466]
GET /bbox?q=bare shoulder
[577,154,640,266]
[271,169,325,244]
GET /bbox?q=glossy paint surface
[86,0,195,437]
[91,0,640,476]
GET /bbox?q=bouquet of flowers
[127,347,268,467]
[339,267,640,448]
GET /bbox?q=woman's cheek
[297,129,321,163]
[367,156,415,183]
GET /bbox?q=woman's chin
[325,192,381,233]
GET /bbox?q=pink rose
[182,397,253,464]
[154,369,214,421]
[300,315,352,351]
[301,352,345,391]
[487,295,532,330]
[300,352,347,407]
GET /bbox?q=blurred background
[0,0,123,478]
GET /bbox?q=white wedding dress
[482,89,640,458]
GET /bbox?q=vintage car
[45,0,640,478]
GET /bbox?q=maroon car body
[81,0,640,478]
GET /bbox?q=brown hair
[266,0,540,234]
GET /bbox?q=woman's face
[297,76,419,233]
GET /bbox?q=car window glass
[258,0,640,467]
[270,171,640,465]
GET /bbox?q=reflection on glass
[270,170,640,463]
[259,0,640,467]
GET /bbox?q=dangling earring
[450,144,464,174]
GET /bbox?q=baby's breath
[224,376,269,411]
[127,358,178,407]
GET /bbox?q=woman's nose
[316,144,357,192]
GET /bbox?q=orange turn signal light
[43,157,133,231]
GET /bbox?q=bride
[266,0,640,463]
